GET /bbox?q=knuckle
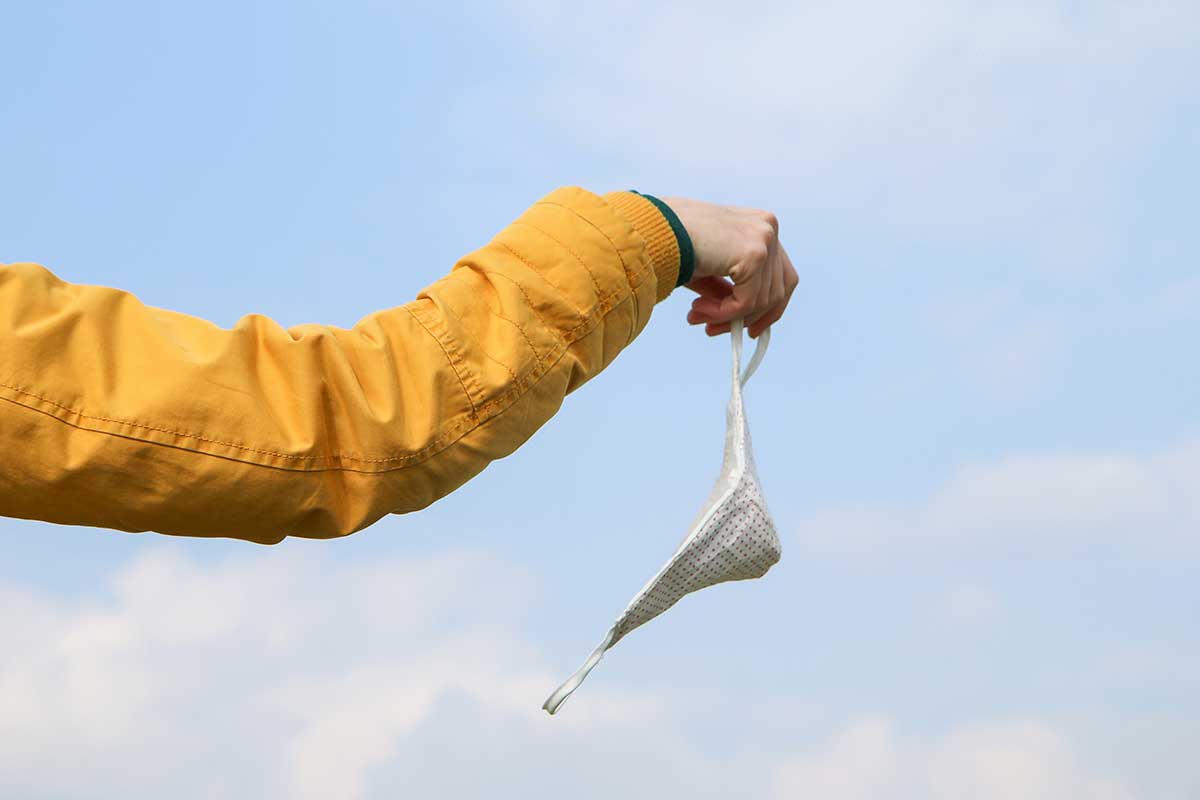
[759,209,779,234]
[755,220,776,244]
[744,240,770,265]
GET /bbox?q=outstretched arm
[0,187,683,543]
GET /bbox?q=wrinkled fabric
[543,318,780,714]
[0,188,680,543]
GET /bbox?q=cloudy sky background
[2,1,1198,797]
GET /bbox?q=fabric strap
[732,317,770,387]
[542,319,772,715]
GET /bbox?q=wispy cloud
[472,1,1198,275]
[0,547,1174,799]
[795,438,1200,559]
[0,547,739,798]
[772,717,1131,800]
[0,548,546,798]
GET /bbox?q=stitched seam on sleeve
[490,308,547,373]
[510,219,605,301]
[534,200,647,289]
[482,351,519,384]
[0,379,465,465]
[532,198,650,349]
[0,387,471,470]
[477,268,577,346]
[0,264,627,473]
[627,281,641,348]
[434,298,525,386]
[405,306,479,415]
[0,265,627,469]
[0,198,644,472]
[494,239,586,322]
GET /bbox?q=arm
[0,187,683,544]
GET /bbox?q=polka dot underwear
[544,318,780,714]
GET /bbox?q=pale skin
[662,197,798,339]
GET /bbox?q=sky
[1,0,1198,797]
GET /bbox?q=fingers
[747,243,782,331]
[686,275,735,299]
[687,276,735,325]
[692,258,768,325]
[689,284,756,326]
[748,244,799,338]
[747,304,784,338]
[691,250,779,333]
[747,243,786,337]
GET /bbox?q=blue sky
[2,1,1198,797]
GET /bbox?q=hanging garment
[543,317,780,714]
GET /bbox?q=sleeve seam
[0,262,636,473]
[406,304,481,414]
[0,191,645,475]
[534,199,649,290]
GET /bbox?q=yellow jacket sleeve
[0,187,681,544]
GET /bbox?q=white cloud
[0,547,742,799]
[771,717,1132,800]
[0,545,1190,798]
[772,717,900,800]
[472,0,1199,272]
[795,438,1200,558]
[0,548,531,798]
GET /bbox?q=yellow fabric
[600,191,681,301]
[0,186,680,544]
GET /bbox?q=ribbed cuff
[630,190,695,288]
[600,190,682,303]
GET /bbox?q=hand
[661,196,798,338]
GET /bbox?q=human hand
[661,196,798,339]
